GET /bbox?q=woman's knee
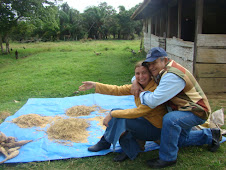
[125,119,137,130]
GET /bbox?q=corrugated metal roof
[131,0,151,20]
[131,0,169,20]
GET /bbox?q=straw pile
[0,111,11,121]
[65,105,97,117]
[10,105,109,144]
[95,106,109,114]
[66,105,109,117]
[46,118,89,143]
[12,114,53,128]
[87,116,106,130]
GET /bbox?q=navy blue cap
[142,47,167,65]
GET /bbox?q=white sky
[59,0,144,13]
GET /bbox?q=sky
[59,0,144,13]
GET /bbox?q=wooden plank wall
[143,18,152,52]
[166,37,194,73]
[150,34,160,50]
[195,34,226,94]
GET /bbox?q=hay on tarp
[95,106,110,114]
[65,105,97,117]
[12,114,54,128]
[65,105,110,117]
[46,118,89,143]
[0,111,11,121]
[87,116,106,130]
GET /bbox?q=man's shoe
[147,159,177,169]
[88,136,111,152]
[146,157,159,164]
[113,152,128,162]
[209,128,222,152]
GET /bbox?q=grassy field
[0,40,225,169]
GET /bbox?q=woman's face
[135,66,151,87]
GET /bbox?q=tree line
[0,0,142,53]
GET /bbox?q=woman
[78,61,167,162]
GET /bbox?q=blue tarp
[0,93,225,164]
[0,94,160,163]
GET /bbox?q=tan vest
[157,60,211,120]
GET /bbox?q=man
[125,47,222,168]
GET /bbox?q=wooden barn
[131,0,226,94]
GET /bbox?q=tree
[98,2,117,39]
[10,21,35,41]
[116,4,143,40]
[32,5,60,41]
[129,4,143,37]
[59,3,84,40]
[103,13,119,39]
[0,0,53,53]
[83,6,104,39]
[117,6,135,39]
[83,2,116,39]
[69,9,84,40]
[0,1,143,46]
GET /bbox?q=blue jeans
[103,108,127,150]
[159,111,212,161]
[103,109,160,153]
[104,117,126,150]
[119,117,161,160]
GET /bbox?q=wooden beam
[197,34,226,47]
[195,0,203,34]
[197,48,226,63]
[193,0,204,76]
[177,0,182,38]
[167,4,171,38]
[198,78,226,94]
[155,16,158,35]
[160,9,163,36]
[195,63,226,78]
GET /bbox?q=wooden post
[193,0,203,76]
[15,50,18,59]
[155,16,158,36]
[0,34,3,53]
[160,9,163,36]
[149,17,152,36]
[167,5,171,38]
[177,0,182,38]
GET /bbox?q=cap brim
[142,56,159,65]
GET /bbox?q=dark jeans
[119,117,161,160]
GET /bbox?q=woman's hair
[135,60,148,69]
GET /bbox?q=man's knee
[163,112,176,125]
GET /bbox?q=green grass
[0,40,143,113]
[0,40,225,169]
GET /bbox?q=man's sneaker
[209,128,222,152]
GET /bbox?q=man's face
[147,58,167,77]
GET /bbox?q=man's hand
[78,81,96,91]
[103,112,112,127]
[131,79,144,98]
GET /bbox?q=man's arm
[140,73,185,108]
